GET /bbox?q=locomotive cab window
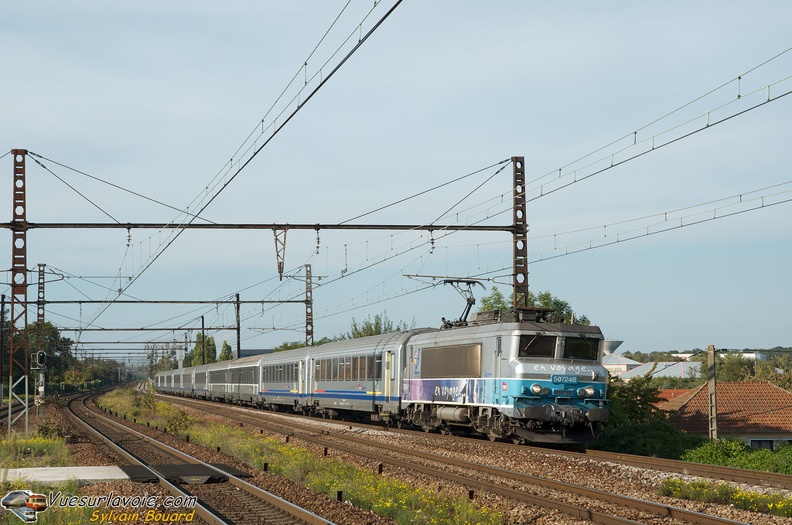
[518,335,556,358]
[563,336,599,360]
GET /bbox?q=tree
[718,353,755,381]
[479,287,509,311]
[478,286,590,325]
[347,312,413,339]
[218,341,233,361]
[24,321,75,384]
[273,340,308,352]
[272,313,413,351]
[186,334,216,366]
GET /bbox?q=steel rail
[568,449,792,491]
[164,395,751,525]
[83,394,333,525]
[66,394,230,525]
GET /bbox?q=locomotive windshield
[518,334,556,358]
[563,336,599,360]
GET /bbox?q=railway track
[158,393,768,525]
[68,393,334,525]
[158,391,792,492]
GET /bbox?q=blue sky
[1,1,791,362]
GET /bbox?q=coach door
[493,336,502,403]
[299,358,307,395]
[384,351,393,401]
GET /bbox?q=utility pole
[305,265,313,347]
[512,156,528,308]
[1,294,5,406]
[235,294,241,359]
[8,149,29,437]
[36,264,46,400]
[708,344,718,440]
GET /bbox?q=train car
[1,490,31,509]
[401,309,609,444]
[179,367,194,396]
[191,362,213,399]
[25,494,47,512]
[226,355,262,405]
[154,306,611,444]
[206,360,233,401]
[257,349,308,411]
[304,330,434,421]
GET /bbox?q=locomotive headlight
[530,383,542,395]
[577,386,596,397]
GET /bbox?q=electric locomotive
[401,307,609,444]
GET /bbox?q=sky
[1,1,791,363]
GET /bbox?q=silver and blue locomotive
[155,307,610,444]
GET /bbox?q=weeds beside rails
[0,435,72,469]
[659,478,792,518]
[98,389,504,524]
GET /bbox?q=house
[659,381,792,450]
[602,354,642,377]
[618,361,702,381]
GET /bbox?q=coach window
[358,356,366,381]
[331,358,338,381]
[352,357,358,381]
[344,357,352,381]
[375,354,383,381]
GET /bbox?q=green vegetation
[218,341,233,361]
[186,423,501,524]
[0,436,72,468]
[0,480,94,525]
[659,478,792,518]
[183,333,217,366]
[681,439,792,474]
[99,388,504,524]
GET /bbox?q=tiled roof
[661,381,792,435]
[657,389,695,402]
[657,385,702,411]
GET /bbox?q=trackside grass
[99,387,504,524]
[659,478,792,518]
[0,436,71,469]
